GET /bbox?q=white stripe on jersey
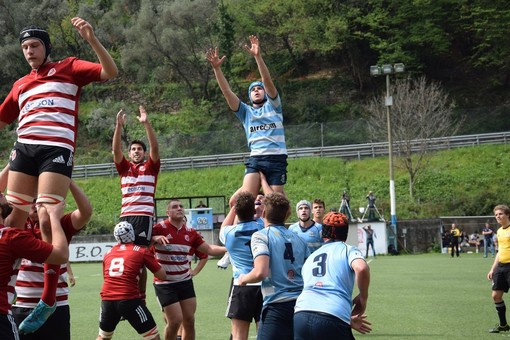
[121,175,157,185]
[18,82,79,105]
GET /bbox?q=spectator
[483,222,496,258]
[450,224,461,257]
[363,225,376,258]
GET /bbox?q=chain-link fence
[156,120,371,158]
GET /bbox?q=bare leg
[180,297,197,340]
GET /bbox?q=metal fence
[72,131,510,179]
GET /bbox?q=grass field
[68,253,498,339]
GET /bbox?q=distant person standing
[339,191,353,220]
[363,225,376,258]
[450,223,460,258]
[483,222,495,258]
[487,205,510,333]
[366,192,377,221]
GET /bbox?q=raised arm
[112,109,125,164]
[206,47,240,111]
[70,17,118,80]
[244,35,277,98]
[137,105,160,162]
[41,202,69,264]
[68,181,93,231]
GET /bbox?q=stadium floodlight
[370,65,382,76]
[369,63,405,239]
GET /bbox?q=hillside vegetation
[70,144,510,234]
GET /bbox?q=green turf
[68,253,498,339]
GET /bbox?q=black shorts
[226,285,263,322]
[12,305,70,340]
[9,143,74,178]
[244,155,288,186]
[154,279,196,309]
[99,299,157,335]
[493,262,510,292]
[0,314,19,340]
[119,215,153,247]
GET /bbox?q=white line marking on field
[367,259,373,265]
[90,274,101,277]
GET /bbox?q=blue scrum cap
[248,81,266,104]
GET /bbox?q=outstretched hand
[116,109,126,127]
[206,47,226,69]
[243,35,260,57]
[71,17,95,42]
[351,314,372,334]
[137,105,148,124]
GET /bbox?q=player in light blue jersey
[220,191,264,340]
[294,212,372,339]
[206,36,288,208]
[239,193,309,340]
[289,200,323,253]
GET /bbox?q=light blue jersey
[236,95,287,156]
[288,221,323,253]
[294,241,365,324]
[251,225,309,306]
[220,220,264,285]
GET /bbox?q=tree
[366,76,462,198]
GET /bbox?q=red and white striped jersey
[152,220,205,284]
[0,227,53,314]
[0,57,102,152]
[116,157,160,217]
[14,214,78,308]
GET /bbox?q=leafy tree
[366,76,461,198]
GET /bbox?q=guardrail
[72,131,510,179]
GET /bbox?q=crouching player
[97,222,165,340]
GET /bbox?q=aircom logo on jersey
[250,122,277,133]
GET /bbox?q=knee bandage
[36,193,65,206]
[98,329,114,339]
[6,191,35,212]
[141,326,159,339]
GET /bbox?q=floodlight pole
[370,63,404,230]
[385,73,397,228]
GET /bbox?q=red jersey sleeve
[143,249,162,273]
[115,156,130,176]
[69,57,103,86]
[0,89,20,124]
[10,230,53,264]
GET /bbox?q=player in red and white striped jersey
[0,17,117,332]
[12,181,92,339]
[0,202,68,340]
[151,199,226,340]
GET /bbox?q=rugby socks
[496,301,508,327]
[41,263,60,306]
